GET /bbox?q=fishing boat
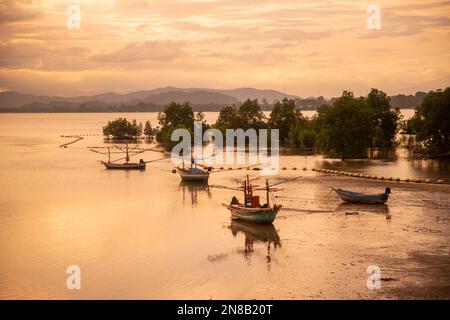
[332,187,391,204]
[223,175,282,224]
[100,142,146,170]
[102,160,146,170]
[178,157,210,182]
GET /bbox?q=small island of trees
[103,118,154,141]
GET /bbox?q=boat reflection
[179,181,211,206]
[228,220,281,265]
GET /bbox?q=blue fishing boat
[332,187,391,204]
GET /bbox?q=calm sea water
[0,112,449,299]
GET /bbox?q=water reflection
[178,181,211,206]
[368,147,397,160]
[228,221,281,267]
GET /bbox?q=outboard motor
[385,187,391,194]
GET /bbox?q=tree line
[103,86,450,159]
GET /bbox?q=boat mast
[108,147,111,163]
[125,141,129,163]
[266,179,270,206]
[244,178,247,207]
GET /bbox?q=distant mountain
[0,92,53,109]
[0,87,296,109]
[144,90,239,105]
[128,87,298,103]
[0,87,428,112]
[213,88,298,103]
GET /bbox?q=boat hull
[333,188,388,204]
[178,170,209,182]
[224,204,279,224]
[102,161,146,170]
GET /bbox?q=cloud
[0,0,41,24]
[360,12,450,38]
[0,42,93,71]
[387,0,450,11]
[0,0,449,97]
[89,40,185,64]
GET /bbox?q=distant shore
[0,107,416,113]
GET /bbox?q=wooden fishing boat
[102,160,146,170]
[223,175,282,224]
[224,204,281,224]
[178,168,209,182]
[332,187,391,204]
[100,142,146,170]
[178,157,209,182]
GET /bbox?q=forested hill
[0,87,430,112]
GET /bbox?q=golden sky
[0,0,449,97]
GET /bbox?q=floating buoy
[396,178,401,182]
[282,167,287,170]
[425,179,431,183]
[437,180,444,184]
[404,178,410,182]
[172,169,176,174]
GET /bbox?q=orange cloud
[0,0,449,97]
